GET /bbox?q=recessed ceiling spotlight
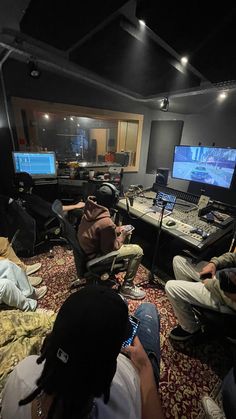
[218,92,227,100]
[77,123,80,127]
[44,114,49,119]
[181,56,188,65]
[64,117,67,121]
[70,116,74,121]
[139,19,146,26]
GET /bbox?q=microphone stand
[149,200,167,283]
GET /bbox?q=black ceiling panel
[20,0,129,50]
[136,0,236,83]
[15,0,236,97]
[70,17,201,96]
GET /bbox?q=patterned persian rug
[25,245,234,419]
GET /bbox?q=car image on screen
[190,166,210,181]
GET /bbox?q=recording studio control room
[1,2,236,419]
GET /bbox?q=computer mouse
[166,219,176,227]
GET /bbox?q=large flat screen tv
[172,146,236,189]
[12,152,57,178]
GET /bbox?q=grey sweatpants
[165,255,234,333]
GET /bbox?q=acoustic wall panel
[146,120,184,174]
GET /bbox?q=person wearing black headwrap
[2,286,164,419]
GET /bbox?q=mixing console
[118,196,234,251]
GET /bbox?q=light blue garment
[0,259,37,311]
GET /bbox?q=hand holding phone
[123,224,135,233]
[199,272,212,280]
[122,314,140,348]
[199,262,216,280]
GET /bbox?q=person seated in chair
[165,251,236,341]
[13,171,85,227]
[78,183,146,300]
[2,286,164,419]
[0,258,47,311]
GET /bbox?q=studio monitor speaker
[155,168,169,186]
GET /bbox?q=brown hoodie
[78,196,124,259]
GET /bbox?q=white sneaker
[120,285,146,300]
[28,276,43,286]
[202,396,226,419]
[34,286,47,300]
[26,263,42,275]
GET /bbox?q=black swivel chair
[51,199,128,288]
[11,173,63,255]
[191,305,236,341]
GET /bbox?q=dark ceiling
[2,0,236,100]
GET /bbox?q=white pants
[165,255,234,333]
[115,244,143,285]
[0,260,37,311]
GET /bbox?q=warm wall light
[44,114,49,119]
[160,98,169,112]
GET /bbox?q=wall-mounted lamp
[160,98,169,112]
[28,58,41,79]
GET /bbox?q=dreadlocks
[19,286,128,419]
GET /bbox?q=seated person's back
[78,193,122,259]
[78,183,146,300]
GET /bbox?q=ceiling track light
[28,57,41,79]
[160,97,169,112]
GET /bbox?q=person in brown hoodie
[78,183,146,300]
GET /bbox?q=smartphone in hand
[122,314,140,348]
[123,224,135,232]
[200,272,212,279]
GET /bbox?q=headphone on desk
[95,182,120,207]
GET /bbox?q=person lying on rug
[78,183,146,300]
[165,251,236,341]
[2,286,164,419]
[0,259,47,311]
[0,236,43,286]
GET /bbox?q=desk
[118,194,234,272]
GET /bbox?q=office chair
[51,199,128,288]
[191,305,236,341]
[11,173,63,255]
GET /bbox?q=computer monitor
[12,152,57,178]
[172,146,236,189]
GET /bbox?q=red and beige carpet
[26,245,233,418]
